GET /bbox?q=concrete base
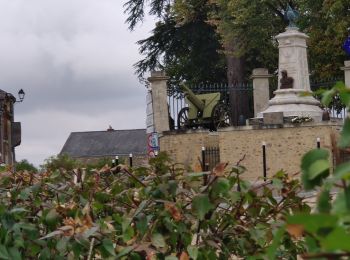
[258,89,323,122]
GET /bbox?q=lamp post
[115,155,119,165]
[10,89,25,169]
[262,141,267,181]
[316,137,321,149]
[16,89,25,103]
[129,153,133,168]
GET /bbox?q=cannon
[177,84,231,130]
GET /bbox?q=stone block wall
[220,122,341,180]
[159,122,342,180]
[159,130,219,170]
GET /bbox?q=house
[60,128,148,166]
[0,90,21,165]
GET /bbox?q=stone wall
[159,121,342,180]
[159,130,219,171]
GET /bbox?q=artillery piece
[177,84,231,130]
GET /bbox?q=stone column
[341,60,350,88]
[251,68,272,117]
[148,71,170,133]
[258,27,323,122]
[276,28,311,91]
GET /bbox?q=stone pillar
[148,71,170,133]
[276,28,311,91]
[341,60,350,88]
[251,68,272,117]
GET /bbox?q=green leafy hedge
[0,152,309,259]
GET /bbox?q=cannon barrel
[180,84,205,111]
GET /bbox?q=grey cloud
[0,0,155,165]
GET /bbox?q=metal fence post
[202,147,208,185]
[262,141,267,181]
[201,147,206,171]
[115,155,119,165]
[129,154,133,168]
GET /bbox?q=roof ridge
[70,128,146,134]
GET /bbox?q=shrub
[15,159,38,173]
[0,151,308,259]
[41,154,80,172]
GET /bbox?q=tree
[15,159,38,172]
[210,0,350,82]
[41,154,80,172]
[298,0,350,80]
[124,0,285,124]
[125,0,227,86]
[207,0,284,123]
[0,151,309,258]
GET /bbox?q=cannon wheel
[177,107,190,129]
[211,103,231,130]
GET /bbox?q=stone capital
[341,60,350,71]
[250,68,273,79]
[147,71,169,83]
[275,28,309,40]
[341,60,350,88]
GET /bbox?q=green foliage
[299,0,350,80]
[41,154,80,172]
[301,149,330,190]
[132,0,227,85]
[15,159,38,173]
[265,81,350,259]
[0,152,308,258]
[84,157,116,171]
[125,0,349,85]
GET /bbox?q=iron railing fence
[265,76,346,119]
[167,83,253,130]
[310,78,346,119]
[167,78,346,130]
[203,147,220,171]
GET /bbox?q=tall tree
[298,0,350,81]
[206,0,286,123]
[210,0,350,81]
[124,0,226,86]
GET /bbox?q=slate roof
[60,129,147,158]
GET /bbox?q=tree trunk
[225,40,249,126]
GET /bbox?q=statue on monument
[285,4,299,28]
[280,70,294,89]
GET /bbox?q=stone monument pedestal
[258,27,323,122]
[258,89,323,121]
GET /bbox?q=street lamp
[17,89,25,103]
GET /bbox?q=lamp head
[18,89,25,102]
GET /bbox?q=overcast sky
[0,0,155,166]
